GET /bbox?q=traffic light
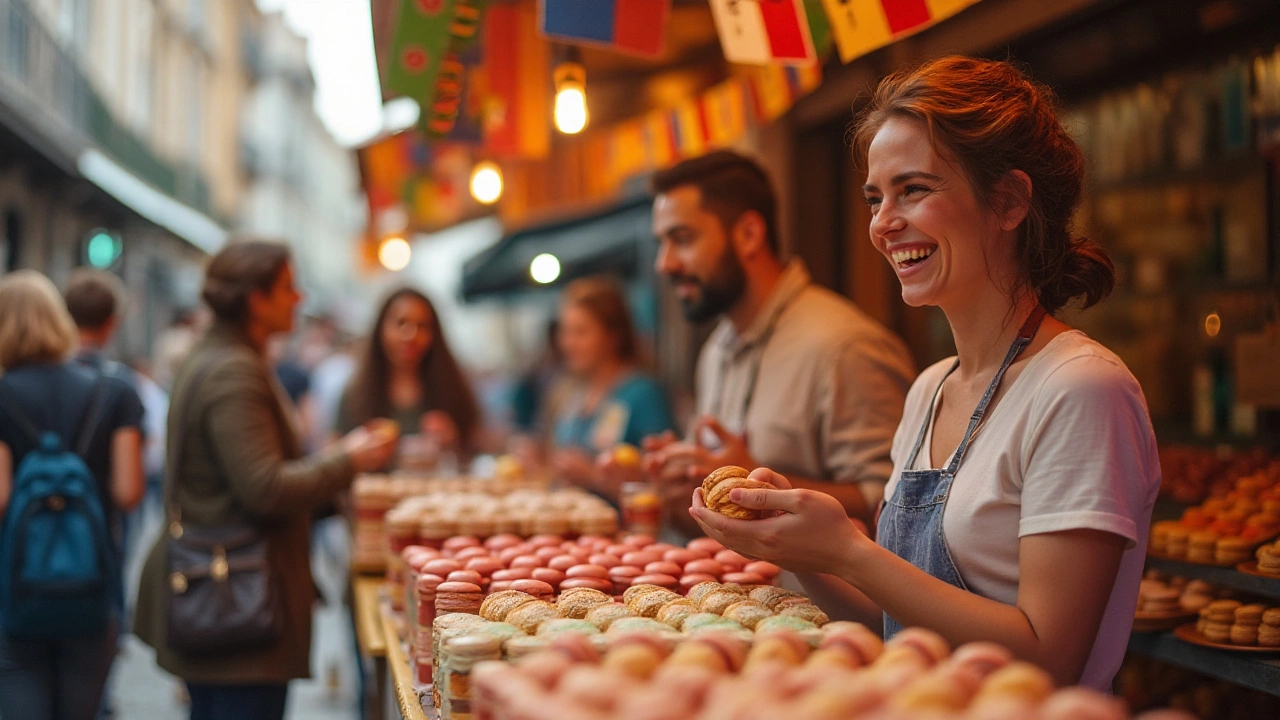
[84,229,122,269]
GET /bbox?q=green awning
[461,196,653,301]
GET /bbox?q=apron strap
[946,306,1047,473]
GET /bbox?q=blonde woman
[0,270,144,720]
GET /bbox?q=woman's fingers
[729,486,800,513]
[748,467,793,490]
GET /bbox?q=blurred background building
[0,0,366,358]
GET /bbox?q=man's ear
[732,210,768,258]
[997,170,1033,231]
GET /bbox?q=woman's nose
[870,200,906,239]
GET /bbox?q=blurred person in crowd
[336,287,481,465]
[642,151,916,535]
[0,271,145,720]
[551,278,675,502]
[511,318,567,435]
[152,307,201,390]
[507,319,570,474]
[62,269,152,679]
[272,337,312,407]
[134,241,397,720]
[125,357,168,517]
[306,331,357,454]
[63,269,136,386]
[296,313,341,371]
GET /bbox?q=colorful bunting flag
[483,2,551,159]
[820,0,981,63]
[386,0,461,105]
[643,110,678,167]
[540,0,670,57]
[703,80,750,147]
[709,0,818,66]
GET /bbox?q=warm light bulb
[554,86,588,134]
[530,253,561,284]
[470,162,503,204]
[378,236,412,271]
[1204,312,1222,338]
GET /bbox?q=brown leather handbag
[164,354,283,654]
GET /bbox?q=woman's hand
[689,467,868,574]
[421,411,460,448]
[342,424,398,473]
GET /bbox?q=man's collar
[718,259,811,352]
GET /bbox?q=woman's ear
[997,170,1033,231]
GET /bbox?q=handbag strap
[164,350,231,537]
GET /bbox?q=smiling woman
[689,56,1161,692]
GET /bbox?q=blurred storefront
[0,0,370,357]
[361,0,1278,449]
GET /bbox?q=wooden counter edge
[381,604,429,720]
[354,575,388,658]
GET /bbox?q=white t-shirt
[881,331,1160,691]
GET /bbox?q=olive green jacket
[135,322,354,684]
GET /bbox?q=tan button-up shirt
[694,260,916,505]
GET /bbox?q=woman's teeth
[891,247,936,266]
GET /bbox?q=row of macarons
[398,532,782,601]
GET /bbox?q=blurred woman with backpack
[134,240,398,720]
[0,270,145,720]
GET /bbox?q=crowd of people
[0,57,1161,720]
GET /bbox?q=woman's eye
[864,196,882,209]
[904,185,929,196]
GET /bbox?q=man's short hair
[650,150,780,255]
[64,268,124,329]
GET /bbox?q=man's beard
[672,248,746,323]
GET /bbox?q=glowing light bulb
[554,86,588,134]
[530,253,561,284]
[378,236,411,271]
[470,162,503,204]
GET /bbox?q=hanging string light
[553,47,588,135]
[470,161,504,204]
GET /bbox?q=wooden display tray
[1173,624,1280,654]
[354,576,388,658]
[382,606,429,720]
[1237,560,1280,579]
[1133,609,1198,633]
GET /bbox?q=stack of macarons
[1136,572,1218,617]
[1254,540,1280,575]
[1261,608,1280,647]
[1194,600,1279,646]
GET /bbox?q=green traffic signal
[85,230,122,268]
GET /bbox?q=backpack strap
[73,376,112,458]
[0,380,44,447]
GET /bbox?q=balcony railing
[0,0,214,219]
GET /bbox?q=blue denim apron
[878,307,1047,639]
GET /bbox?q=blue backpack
[0,377,116,638]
